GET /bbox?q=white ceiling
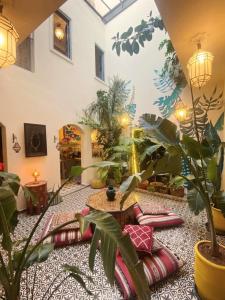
[155,0,225,84]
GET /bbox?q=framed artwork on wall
[24,123,47,157]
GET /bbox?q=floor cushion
[41,207,92,247]
[133,205,184,228]
[123,225,154,255]
[138,201,171,215]
[115,240,184,299]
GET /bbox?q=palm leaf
[76,211,150,300]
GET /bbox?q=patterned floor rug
[7,186,225,299]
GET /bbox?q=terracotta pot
[138,180,149,190]
[194,240,225,300]
[149,181,164,192]
[169,186,184,197]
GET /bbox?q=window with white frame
[53,10,71,59]
[95,45,105,81]
[16,35,34,71]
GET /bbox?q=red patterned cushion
[139,201,170,215]
[40,207,92,247]
[123,225,153,255]
[133,205,184,228]
[115,243,184,299]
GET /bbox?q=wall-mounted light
[174,102,188,122]
[55,22,64,40]
[12,134,21,153]
[0,3,19,67]
[187,42,214,88]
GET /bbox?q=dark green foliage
[112,12,164,57]
[180,87,224,138]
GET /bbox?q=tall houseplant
[0,166,150,300]
[120,85,225,298]
[80,76,131,160]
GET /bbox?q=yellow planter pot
[212,207,225,233]
[194,241,225,300]
[90,179,105,189]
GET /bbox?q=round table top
[87,189,137,213]
[25,180,47,187]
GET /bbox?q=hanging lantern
[175,102,187,122]
[0,4,19,67]
[55,23,64,40]
[187,42,214,88]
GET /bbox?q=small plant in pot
[120,109,225,300]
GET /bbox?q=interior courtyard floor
[11,184,225,300]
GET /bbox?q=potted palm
[120,107,225,299]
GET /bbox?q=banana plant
[120,109,225,258]
[0,161,150,300]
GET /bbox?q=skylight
[85,0,137,22]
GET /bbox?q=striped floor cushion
[115,241,184,299]
[40,207,92,247]
[133,205,184,228]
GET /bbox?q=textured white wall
[0,0,107,209]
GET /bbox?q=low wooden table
[25,180,48,215]
[87,189,137,227]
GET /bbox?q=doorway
[58,124,82,183]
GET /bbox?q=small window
[16,35,34,71]
[95,45,105,81]
[53,10,71,59]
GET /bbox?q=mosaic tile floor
[10,186,225,299]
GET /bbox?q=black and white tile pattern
[5,185,225,299]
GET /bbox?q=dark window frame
[53,10,72,60]
[95,44,105,81]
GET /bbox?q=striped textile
[40,207,92,247]
[115,241,184,299]
[133,205,184,228]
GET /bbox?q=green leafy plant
[80,76,131,160]
[180,86,224,138]
[120,86,225,258]
[0,163,150,300]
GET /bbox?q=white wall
[0,0,107,209]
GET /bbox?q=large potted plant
[120,106,225,299]
[0,167,150,300]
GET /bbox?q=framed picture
[24,123,47,157]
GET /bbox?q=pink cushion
[139,201,171,215]
[115,242,184,299]
[123,225,153,255]
[133,205,184,228]
[41,207,92,247]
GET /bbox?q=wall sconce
[0,3,19,67]
[55,22,64,40]
[118,113,131,128]
[12,134,21,153]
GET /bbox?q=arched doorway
[0,123,7,171]
[58,124,82,183]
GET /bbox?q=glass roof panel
[86,0,123,17]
